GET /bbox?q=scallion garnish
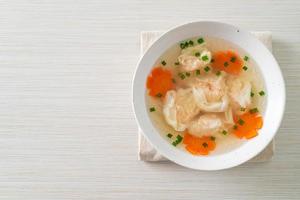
[185,72,190,77]
[174,62,179,65]
[233,125,238,130]
[201,55,209,61]
[202,142,208,148]
[251,92,254,97]
[222,130,228,135]
[238,119,245,125]
[167,133,173,138]
[176,135,183,142]
[250,108,259,114]
[243,66,248,71]
[259,90,265,96]
[172,141,178,146]
[196,69,201,75]
[230,56,236,63]
[172,134,183,146]
[161,60,166,66]
[180,40,194,49]
[197,38,204,44]
[216,71,221,76]
[180,43,185,49]
[156,93,162,98]
[149,107,156,112]
[224,62,229,67]
[210,136,216,141]
[240,107,246,111]
[178,72,185,80]
[244,56,249,61]
[204,66,210,72]
[195,52,200,57]
[184,41,189,48]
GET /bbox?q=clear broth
[146,36,266,155]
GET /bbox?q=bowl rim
[132,21,286,170]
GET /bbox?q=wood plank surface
[0,0,299,199]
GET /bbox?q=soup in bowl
[133,21,285,170]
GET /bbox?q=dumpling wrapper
[224,107,234,125]
[191,75,227,101]
[187,114,223,137]
[163,89,201,131]
[188,75,229,112]
[192,87,229,112]
[178,45,212,71]
[227,77,252,110]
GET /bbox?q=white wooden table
[0,0,299,199]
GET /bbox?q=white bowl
[132,21,285,170]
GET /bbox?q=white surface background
[0,0,299,199]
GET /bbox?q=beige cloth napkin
[138,31,274,162]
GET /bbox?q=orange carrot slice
[211,50,243,75]
[233,112,263,139]
[183,133,216,155]
[146,67,175,97]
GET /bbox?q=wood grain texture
[0,0,299,199]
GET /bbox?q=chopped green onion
[224,62,229,67]
[244,56,249,61]
[178,72,186,80]
[197,37,204,44]
[210,136,216,141]
[176,135,183,142]
[250,108,259,114]
[184,41,189,48]
[230,56,236,63]
[259,90,265,96]
[251,92,254,97]
[196,69,201,75]
[149,107,156,112]
[172,135,183,146]
[185,72,190,77]
[161,60,166,66]
[238,119,245,125]
[195,52,200,57]
[222,130,228,135]
[202,142,208,148]
[233,125,238,130]
[243,66,248,71]
[216,71,221,76]
[174,62,179,65]
[167,133,173,138]
[180,43,186,49]
[204,66,210,72]
[201,55,209,61]
[240,107,246,111]
[156,93,162,98]
[180,40,196,49]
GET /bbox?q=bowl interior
[133,21,285,170]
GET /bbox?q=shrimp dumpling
[190,75,229,112]
[178,45,212,71]
[227,77,252,110]
[193,87,229,112]
[163,88,201,131]
[187,114,223,137]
